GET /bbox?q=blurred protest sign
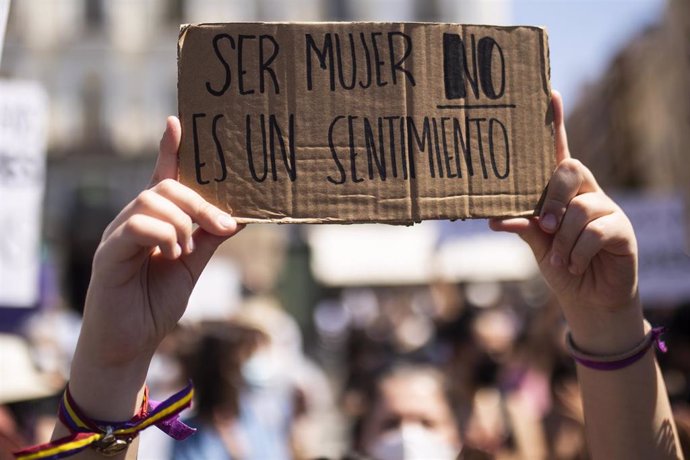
[616,193,690,305]
[434,219,538,282]
[307,220,538,286]
[683,180,690,254]
[0,0,8,67]
[177,22,554,224]
[0,80,48,307]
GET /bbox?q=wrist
[562,295,646,356]
[565,320,664,371]
[68,344,152,422]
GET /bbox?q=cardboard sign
[0,80,48,307]
[178,23,554,224]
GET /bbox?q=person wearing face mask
[172,300,333,460]
[170,320,298,460]
[354,363,491,460]
[230,297,341,459]
[15,92,684,460]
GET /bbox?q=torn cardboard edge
[177,22,554,224]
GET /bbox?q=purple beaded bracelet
[565,324,668,371]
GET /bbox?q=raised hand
[490,92,642,354]
[490,92,684,460]
[67,117,242,423]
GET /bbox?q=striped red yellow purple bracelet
[565,322,667,371]
[14,382,196,459]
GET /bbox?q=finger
[539,159,600,234]
[489,217,551,264]
[180,224,246,282]
[129,190,195,254]
[102,188,194,248]
[152,179,238,236]
[567,213,633,276]
[551,91,570,163]
[106,214,182,262]
[149,116,182,187]
[550,193,615,268]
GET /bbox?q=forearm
[577,353,680,459]
[566,302,683,459]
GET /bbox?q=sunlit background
[1,1,689,459]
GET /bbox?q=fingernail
[217,213,236,229]
[550,252,564,267]
[174,243,182,258]
[541,213,557,232]
[568,264,579,275]
[187,237,195,253]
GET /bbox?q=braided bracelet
[15,382,196,459]
[565,322,668,371]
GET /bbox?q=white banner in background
[617,193,690,305]
[0,80,48,307]
[0,0,9,68]
[308,223,438,286]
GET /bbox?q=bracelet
[14,382,196,459]
[565,322,668,371]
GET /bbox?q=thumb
[180,225,245,282]
[551,91,571,163]
[149,116,182,187]
[489,217,551,263]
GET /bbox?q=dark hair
[179,321,267,420]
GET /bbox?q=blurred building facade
[2,0,512,159]
[567,0,689,194]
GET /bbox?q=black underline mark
[436,104,517,109]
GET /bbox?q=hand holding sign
[65,117,242,424]
[491,93,683,460]
[490,92,643,355]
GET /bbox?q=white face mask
[241,349,281,388]
[367,424,460,460]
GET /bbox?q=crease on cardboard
[282,25,299,219]
[402,22,415,223]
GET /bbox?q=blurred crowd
[2,0,690,458]
[2,249,690,459]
